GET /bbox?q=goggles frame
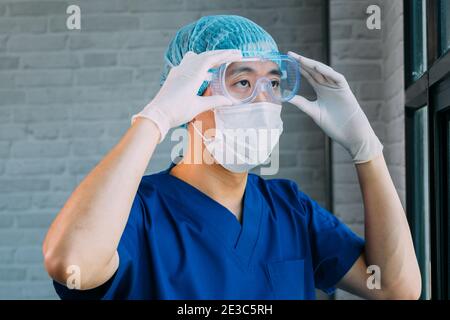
[209,52,301,104]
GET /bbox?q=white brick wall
[330,0,405,300]
[0,0,327,299]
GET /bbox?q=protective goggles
[209,52,301,104]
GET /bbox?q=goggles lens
[210,53,300,104]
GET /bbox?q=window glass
[417,107,431,300]
[439,0,450,56]
[410,0,428,81]
[407,106,431,299]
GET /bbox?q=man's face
[224,60,283,102]
[194,60,282,137]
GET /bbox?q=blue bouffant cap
[160,15,279,96]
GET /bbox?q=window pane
[447,116,450,297]
[409,0,428,81]
[439,0,450,56]
[416,107,431,300]
[407,106,431,299]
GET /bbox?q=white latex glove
[131,50,242,142]
[287,51,383,164]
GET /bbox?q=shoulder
[138,173,160,193]
[251,175,341,232]
[125,171,171,226]
[136,170,171,199]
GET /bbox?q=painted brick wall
[0,0,327,299]
[329,0,405,299]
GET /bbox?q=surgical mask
[192,102,283,173]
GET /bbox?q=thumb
[290,95,319,120]
[196,95,233,113]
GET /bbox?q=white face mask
[192,102,283,173]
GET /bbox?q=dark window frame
[404,0,450,300]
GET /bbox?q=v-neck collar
[152,162,265,266]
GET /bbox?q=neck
[170,161,248,222]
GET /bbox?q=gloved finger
[195,95,233,114]
[179,50,240,68]
[313,64,347,87]
[184,51,197,58]
[305,65,337,88]
[304,65,340,88]
[300,67,329,92]
[199,49,241,58]
[287,50,302,62]
[289,51,315,77]
[184,50,241,85]
[289,52,328,85]
[178,51,198,65]
[289,51,330,71]
[321,74,339,87]
[174,51,240,87]
[300,64,323,87]
[289,95,319,121]
[289,51,342,88]
[288,51,323,72]
[298,62,314,81]
[297,55,346,86]
[201,49,242,71]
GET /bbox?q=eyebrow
[229,66,282,77]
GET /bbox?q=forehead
[225,60,280,76]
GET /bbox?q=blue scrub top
[53,163,365,300]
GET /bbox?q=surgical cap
[160,15,279,96]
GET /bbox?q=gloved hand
[131,50,242,142]
[287,51,383,164]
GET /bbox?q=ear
[202,86,212,97]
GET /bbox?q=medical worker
[43,15,421,300]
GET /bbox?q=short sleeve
[297,188,365,295]
[53,191,146,300]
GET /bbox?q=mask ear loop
[191,119,214,142]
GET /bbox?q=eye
[271,80,280,88]
[235,80,250,88]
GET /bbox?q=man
[43,15,421,300]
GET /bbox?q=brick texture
[0,0,327,299]
[330,0,405,300]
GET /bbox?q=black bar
[405,73,429,108]
[427,0,439,69]
[404,0,412,87]
[429,52,450,86]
